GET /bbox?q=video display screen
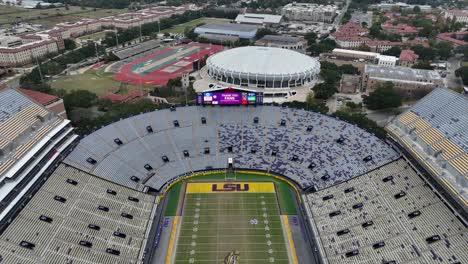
[197,90,262,105]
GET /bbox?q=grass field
[51,68,150,96]
[77,30,109,42]
[174,182,290,264]
[0,5,126,27]
[164,173,298,217]
[162,17,232,34]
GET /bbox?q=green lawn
[51,68,150,96]
[175,192,289,264]
[162,17,232,34]
[0,5,126,27]
[164,173,298,217]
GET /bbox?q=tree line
[20,42,106,93]
[101,9,239,47]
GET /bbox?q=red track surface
[115,43,224,86]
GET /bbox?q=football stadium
[114,43,224,86]
[0,86,467,264]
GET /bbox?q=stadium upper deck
[386,88,468,208]
[64,106,400,192]
[0,88,77,224]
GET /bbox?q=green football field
[174,191,290,263]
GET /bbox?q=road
[334,0,352,26]
[445,56,463,89]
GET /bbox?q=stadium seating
[64,106,400,191]
[304,158,468,264]
[386,88,468,206]
[0,89,63,178]
[0,164,158,263]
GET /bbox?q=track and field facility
[114,43,224,86]
[168,181,296,264]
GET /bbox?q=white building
[376,54,398,67]
[282,3,338,23]
[0,34,63,66]
[444,9,468,23]
[255,35,306,52]
[235,13,283,27]
[0,36,23,48]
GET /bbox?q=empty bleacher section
[0,164,158,263]
[0,88,77,224]
[64,106,400,191]
[386,88,468,208]
[107,42,164,73]
[114,40,161,60]
[304,158,468,264]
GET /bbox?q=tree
[320,69,340,84]
[455,66,468,85]
[369,24,381,37]
[435,41,453,60]
[383,46,402,57]
[345,101,362,112]
[304,32,317,45]
[333,111,386,139]
[357,44,371,51]
[412,60,434,70]
[364,82,402,110]
[411,45,436,61]
[361,21,368,28]
[339,64,359,75]
[308,39,337,56]
[455,45,468,58]
[413,5,421,13]
[63,39,77,50]
[313,82,338,100]
[184,26,197,40]
[255,28,275,39]
[63,90,97,111]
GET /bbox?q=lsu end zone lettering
[186,182,275,193]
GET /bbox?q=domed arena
[194,46,321,103]
[0,87,467,264]
[206,46,320,89]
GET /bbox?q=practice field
[51,68,148,96]
[115,43,224,86]
[172,182,291,264]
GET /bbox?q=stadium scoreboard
[197,89,263,105]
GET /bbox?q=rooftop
[332,48,379,57]
[365,64,441,81]
[256,35,304,45]
[399,49,419,62]
[207,46,320,76]
[17,88,59,106]
[235,13,283,24]
[195,23,259,33]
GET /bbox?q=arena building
[194,46,320,102]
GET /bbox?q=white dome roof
[207,46,320,77]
